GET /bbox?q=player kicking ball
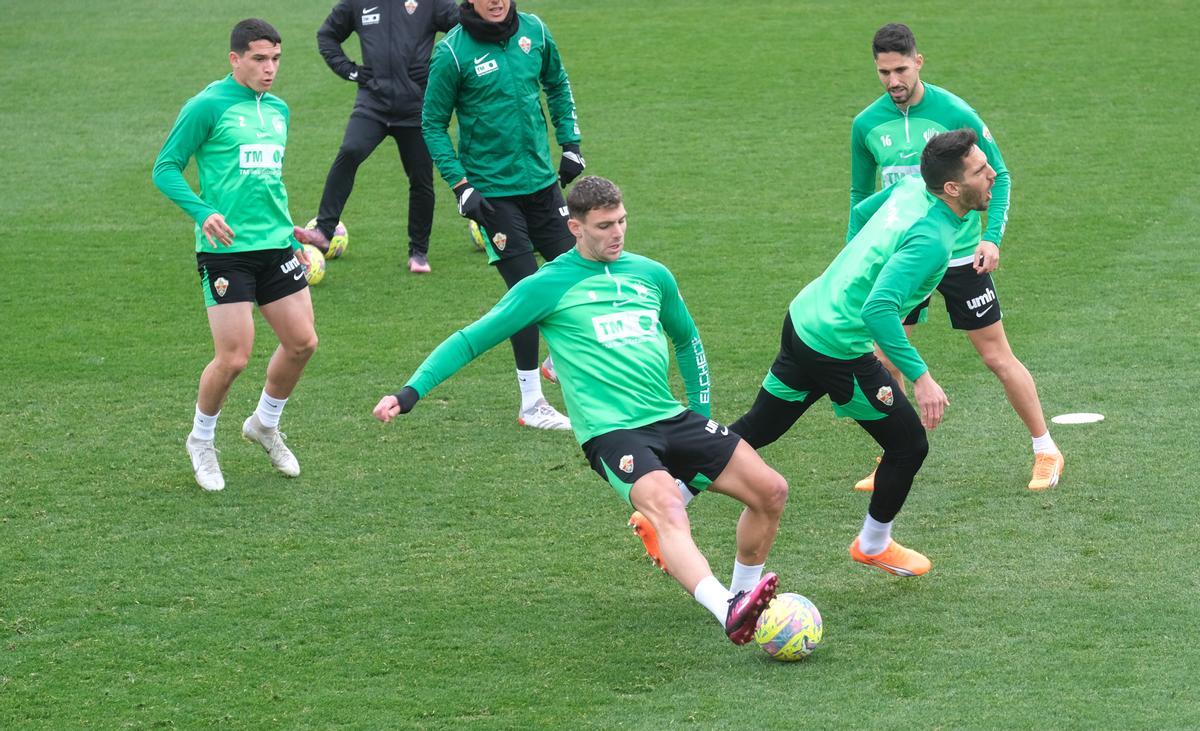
[373,176,788,643]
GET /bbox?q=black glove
[558,143,585,188]
[349,64,373,88]
[392,386,420,415]
[453,182,495,225]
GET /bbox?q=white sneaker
[186,435,225,492]
[540,355,559,384]
[242,413,301,477]
[518,398,571,431]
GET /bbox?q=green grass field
[3,0,1198,727]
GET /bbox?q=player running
[724,130,994,577]
[373,176,787,644]
[850,23,1063,492]
[153,19,325,492]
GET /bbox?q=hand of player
[453,182,495,226]
[350,64,373,88]
[558,143,585,188]
[912,372,949,430]
[201,213,235,247]
[294,244,312,268]
[973,241,1000,274]
[373,395,401,423]
[373,386,419,423]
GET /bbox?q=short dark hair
[920,128,978,193]
[231,18,281,54]
[872,23,917,57]
[566,176,623,220]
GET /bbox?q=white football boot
[186,435,225,492]
[518,398,571,431]
[242,413,301,477]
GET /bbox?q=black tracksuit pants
[317,115,435,257]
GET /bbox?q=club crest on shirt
[405,0,418,14]
[619,454,634,474]
[492,232,507,251]
[519,36,532,53]
[876,385,894,407]
[214,277,229,297]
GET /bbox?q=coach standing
[421,0,585,431]
[308,0,458,273]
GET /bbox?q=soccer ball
[468,219,486,251]
[753,593,822,661]
[302,244,326,285]
[305,218,349,259]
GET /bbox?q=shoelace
[1032,454,1058,478]
[194,444,221,474]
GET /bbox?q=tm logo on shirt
[592,309,659,347]
[239,144,283,174]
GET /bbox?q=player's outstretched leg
[629,479,699,574]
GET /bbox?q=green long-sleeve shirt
[421,12,579,196]
[794,176,967,382]
[850,82,1010,263]
[153,74,297,253]
[404,248,709,445]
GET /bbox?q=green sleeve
[537,18,580,147]
[656,268,710,417]
[404,275,557,398]
[152,97,219,227]
[860,228,945,382]
[846,183,898,244]
[421,42,467,188]
[849,119,878,211]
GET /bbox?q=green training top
[153,74,297,253]
[404,248,710,445]
[422,12,580,196]
[850,81,1010,263]
[792,176,965,382]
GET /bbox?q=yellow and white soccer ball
[302,244,326,285]
[468,220,486,251]
[305,218,349,259]
[753,593,823,661]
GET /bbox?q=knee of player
[290,332,319,360]
[215,351,251,375]
[761,470,789,516]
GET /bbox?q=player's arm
[433,0,459,32]
[862,229,951,428]
[846,184,898,244]
[375,277,556,421]
[656,268,711,418]
[860,229,948,383]
[849,120,879,211]
[152,98,221,230]
[316,0,362,82]
[537,17,580,148]
[421,42,468,189]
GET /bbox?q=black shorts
[196,247,307,308]
[581,410,740,506]
[764,314,904,422]
[476,183,574,264]
[904,263,1002,330]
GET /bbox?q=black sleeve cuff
[393,386,420,414]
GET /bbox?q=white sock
[517,369,544,411]
[858,514,893,555]
[693,575,735,624]
[675,478,696,507]
[730,560,765,595]
[255,389,287,428]
[1032,431,1057,454]
[191,405,219,442]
